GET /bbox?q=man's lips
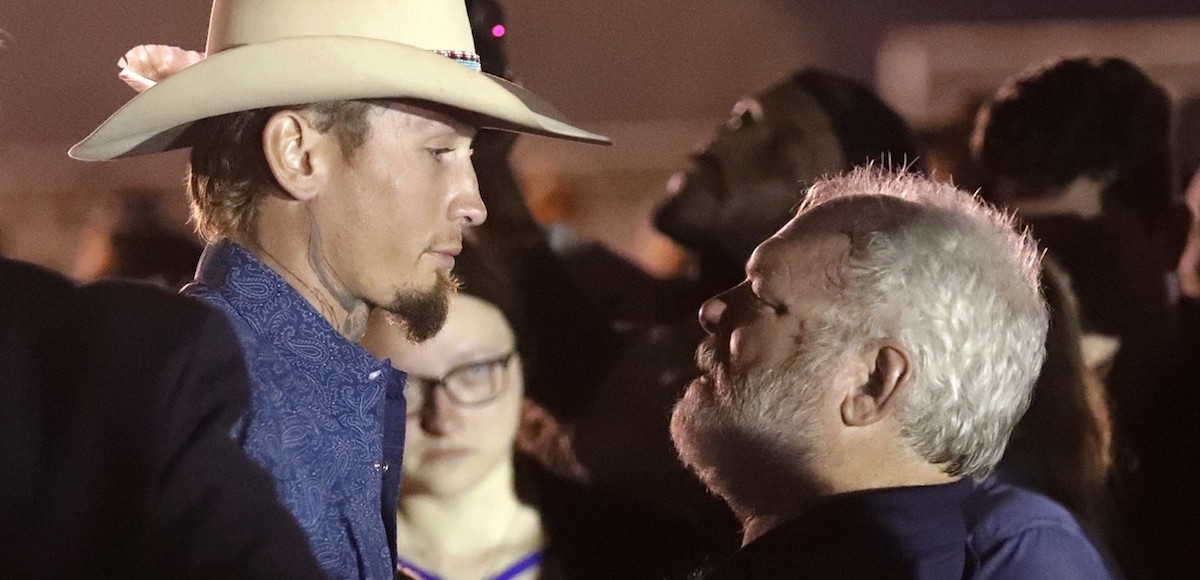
[429,244,462,256]
[427,244,462,269]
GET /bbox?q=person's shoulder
[0,256,75,318]
[0,255,73,288]
[966,476,1082,534]
[75,278,229,337]
[82,278,209,310]
[965,477,1111,579]
[68,281,251,389]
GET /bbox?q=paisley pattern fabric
[184,241,406,580]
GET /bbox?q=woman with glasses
[361,246,705,580]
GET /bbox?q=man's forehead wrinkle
[776,250,800,296]
[776,209,856,295]
[796,232,853,296]
[823,240,853,292]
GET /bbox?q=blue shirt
[966,476,1113,579]
[703,477,1111,579]
[184,241,406,580]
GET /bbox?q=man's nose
[417,388,464,435]
[698,295,728,336]
[451,165,487,227]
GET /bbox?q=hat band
[434,49,482,72]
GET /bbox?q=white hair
[799,167,1048,477]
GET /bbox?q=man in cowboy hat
[70,1,607,578]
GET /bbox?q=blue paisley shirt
[184,241,406,580]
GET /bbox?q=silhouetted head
[655,69,922,266]
[972,56,1172,228]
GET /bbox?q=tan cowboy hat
[69,0,609,161]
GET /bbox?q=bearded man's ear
[841,341,911,427]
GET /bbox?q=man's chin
[685,372,733,408]
[382,272,458,343]
[670,389,746,500]
[669,393,701,469]
[670,385,724,469]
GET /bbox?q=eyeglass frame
[403,350,517,415]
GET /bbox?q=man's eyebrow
[421,126,474,146]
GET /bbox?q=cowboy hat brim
[69,35,609,161]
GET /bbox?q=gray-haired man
[671,169,1111,579]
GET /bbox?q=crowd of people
[3,0,1199,579]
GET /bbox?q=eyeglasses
[404,351,516,416]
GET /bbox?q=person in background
[74,188,202,289]
[971,56,1187,578]
[69,1,607,578]
[671,168,1109,579]
[361,245,704,580]
[971,55,1178,456]
[0,256,323,579]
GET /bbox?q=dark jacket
[0,256,324,579]
[698,478,1110,580]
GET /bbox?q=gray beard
[382,271,459,343]
[670,357,827,515]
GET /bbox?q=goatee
[383,271,460,343]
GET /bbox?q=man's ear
[262,110,335,202]
[841,341,911,427]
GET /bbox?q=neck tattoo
[304,212,370,338]
[250,241,342,326]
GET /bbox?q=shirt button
[373,461,389,473]
[368,370,383,380]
